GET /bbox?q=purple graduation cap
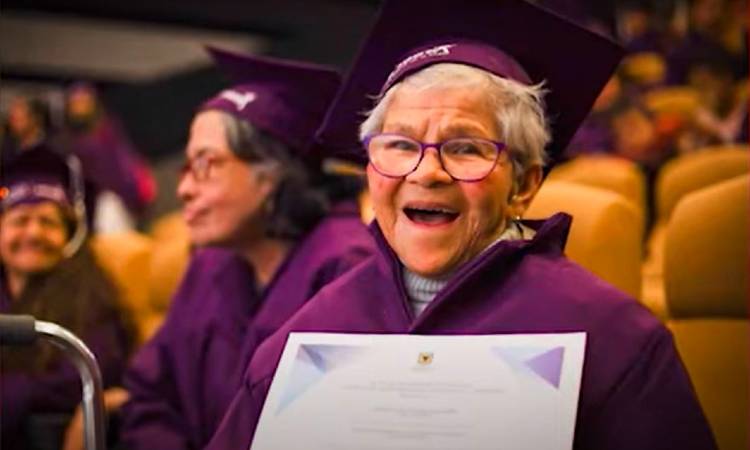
[2,146,75,210]
[201,47,342,153]
[316,0,624,166]
[1,144,89,255]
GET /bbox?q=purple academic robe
[59,116,155,214]
[0,272,130,450]
[206,213,716,450]
[121,206,373,450]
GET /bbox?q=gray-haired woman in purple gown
[206,1,716,449]
[119,48,374,450]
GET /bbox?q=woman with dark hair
[0,145,133,450]
[120,48,374,450]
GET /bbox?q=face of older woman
[368,85,531,278]
[177,110,276,248]
[0,201,68,275]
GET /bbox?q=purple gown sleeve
[579,327,717,450]
[121,334,193,450]
[204,377,271,450]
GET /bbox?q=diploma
[252,332,586,450]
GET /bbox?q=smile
[403,205,459,226]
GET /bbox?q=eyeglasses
[179,154,227,182]
[363,133,507,182]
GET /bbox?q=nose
[24,217,44,238]
[176,172,196,204]
[405,146,453,186]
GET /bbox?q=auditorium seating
[89,231,154,345]
[642,145,749,317]
[547,155,647,228]
[526,180,643,299]
[664,174,749,450]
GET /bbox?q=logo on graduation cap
[417,351,434,366]
[219,89,256,111]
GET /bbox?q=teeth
[408,207,454,214]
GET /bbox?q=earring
[514,215,521,221]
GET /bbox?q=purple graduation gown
[206,213,716,450]
[121,205,373,450]
[58,116,155,214]
[0,272,130,450]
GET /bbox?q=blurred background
[1,0,381,221]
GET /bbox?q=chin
[401,254,454,279]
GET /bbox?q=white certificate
[252,332,586,450]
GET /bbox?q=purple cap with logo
[1,146,75,211]
[201,47,342,153]
[316,0,624,165]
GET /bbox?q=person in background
[120,47,374,450]
[56,83,156,232]
[206,1,715,449]
[0,145,133,450]
[2,96,52,166]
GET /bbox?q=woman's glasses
[363,133,506,182]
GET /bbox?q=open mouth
[403,206,459,225]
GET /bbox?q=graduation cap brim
[315,0,624,167]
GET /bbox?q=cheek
[462,181,510,232]
[367,167,399,221]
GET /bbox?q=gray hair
[218,111,328,239]
[360,63,550,189]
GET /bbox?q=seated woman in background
[0,145,133,450]
[206,1,715,449]
[120,47,374,450]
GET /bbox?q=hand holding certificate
[252,333,586,450]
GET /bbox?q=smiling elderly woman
[206,1,716,449]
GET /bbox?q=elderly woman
[120,48,374,450]
[205,1,716,450]
[0,146,132,450]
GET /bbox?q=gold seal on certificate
[417,351,434,365]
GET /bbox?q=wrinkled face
[0,201,69,275]
[367,85,518,278]
[177,110,275,248]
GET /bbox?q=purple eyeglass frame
[363,132,507,182]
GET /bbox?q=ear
[253,166,281,204]
[508,164,543,219]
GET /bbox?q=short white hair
[360,63,551,188]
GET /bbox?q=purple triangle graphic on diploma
[493,346,565,389]
[276,344,367,414]
[525,346,564,388]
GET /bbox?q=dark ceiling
[1,0,382,158]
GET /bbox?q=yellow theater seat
[89,232,154,345]
[149,210,189,245]
[526,180,643,299]
[644,86,701,117]
[621,52,666,85]
[547,155,647,226]
[664,174,749,450]
[642,145,749,317]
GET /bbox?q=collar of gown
[367,212,573,326]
